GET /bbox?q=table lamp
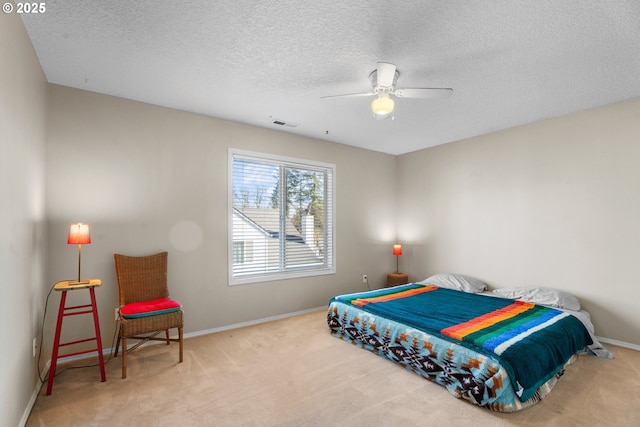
[68,223,91,284]
[392,244,402,273]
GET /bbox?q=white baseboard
[596,336,640,352]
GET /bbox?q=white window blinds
[229,149,335,285]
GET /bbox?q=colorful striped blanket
[330,283,593,401]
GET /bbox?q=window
[229,149,335,285]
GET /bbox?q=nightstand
[387,272,408,287]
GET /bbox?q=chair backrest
[114,251,170,305]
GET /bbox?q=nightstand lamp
[387,244,408,287]
[67,222,91,284]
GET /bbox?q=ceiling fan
[322,62,453,120]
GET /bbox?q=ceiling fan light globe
[371,96,394,118]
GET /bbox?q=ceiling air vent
[270,118,298,128]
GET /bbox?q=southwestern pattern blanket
[328,283,593,411]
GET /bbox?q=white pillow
[418,273,488,293]
[491,287,581,311]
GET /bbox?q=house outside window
[232,241,247,264]
[229,149,335,285]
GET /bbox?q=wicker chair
[114,251,183,379]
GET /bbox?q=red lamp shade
[392,244,402,256]
[68,223,91,245]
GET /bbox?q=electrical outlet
[362,274,368,283]
[33,338,37,358]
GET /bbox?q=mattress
[327,283,594,412]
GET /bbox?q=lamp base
[67,280,91,286]
[386,272,408,287]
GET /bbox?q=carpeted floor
[27,310,640,427]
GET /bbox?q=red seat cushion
[120,298,181,319]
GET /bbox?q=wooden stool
[46,279,106,395]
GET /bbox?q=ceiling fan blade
[394,87,453,99]
[321,92,374,99]
[376,62,397,87]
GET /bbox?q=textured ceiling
[20,0,640,155]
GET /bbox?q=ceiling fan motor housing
[369,69,399,95]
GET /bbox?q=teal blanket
[330,284,592,401]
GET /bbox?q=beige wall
[0,9,48,427]
[44,85,398,346]
[398,97,640,346]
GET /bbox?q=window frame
[228,148,336,285]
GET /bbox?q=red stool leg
[46,290,68,395]
[89,287,106,382]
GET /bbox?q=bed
[327,273,612,412]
